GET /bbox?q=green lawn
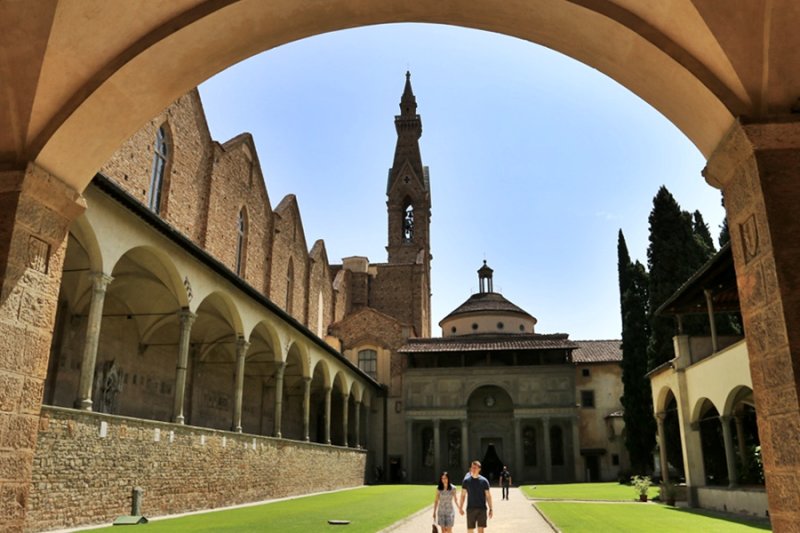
[521,481,660,501]
[536,502,771,532]
[84,485,433,532]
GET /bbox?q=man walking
[458,460,493,532]
[499,466,512,500]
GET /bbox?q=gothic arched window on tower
[403,204,414,242]
[148,125,169,213]
[235,208,247,276]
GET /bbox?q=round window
[451,326,457,333]
[497,322,504,330]
[471,323,478,330]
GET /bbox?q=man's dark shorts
[466,508,487,529]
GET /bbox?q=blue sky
[198,23,725,340]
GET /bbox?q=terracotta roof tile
[572,340,622,363]
[399,333,576,353]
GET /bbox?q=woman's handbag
[431,524,438,533]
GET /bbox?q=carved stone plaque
[28,235,50,273]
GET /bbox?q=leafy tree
[618,230,655,473]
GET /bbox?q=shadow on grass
[661,505,771,530]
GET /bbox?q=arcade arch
[5,3,800,529]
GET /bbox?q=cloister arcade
[44,181,377,449]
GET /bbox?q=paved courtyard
[381,487,554,533]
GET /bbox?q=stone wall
[204,137,273,293]
[270,196,309,323]
[26,406,367,532]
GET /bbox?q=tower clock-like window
[148,125,169,213]
[358,349,377,380]
[403,204,414,242]
[235,208,247,276]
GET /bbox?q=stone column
[364,402,371,451]
[172,308,196,424]
[302,376,312,441]
[677,372,706,506]
[354,400,362,448]
[571,415,582,481]
[720,415,739,488]
[542,417,552,482]
[232,337,249,433]
[703,118,800,529]
[460,418,469,467]
[341,393,349,446]
[0,164,84,533]
[272,361,286,438]
[734,415,747,465]
[433,418,441,475]
[324,387,332,444]
[513,417,523,477]
[406,420,414,482]
[656,412,670,482]
[75,272,114,410]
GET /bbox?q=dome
[439,263,538,337]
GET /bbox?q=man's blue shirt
[462,475,490,509]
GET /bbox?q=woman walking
[433,471,458,532]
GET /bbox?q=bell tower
[382,71,431,336]
[386,71,431,265]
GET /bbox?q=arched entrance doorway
[467,385,513,484]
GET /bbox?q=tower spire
[400,70,417,116]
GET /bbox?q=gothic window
[403,204,414,242]
[148,125,169,213]
[286,259,294,315]
[523,426,537,466]
[550,425,565,466]
[358,349,377,380]
[235,208,247,276]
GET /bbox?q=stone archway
[5,4,800,530]
[467,385,514,483]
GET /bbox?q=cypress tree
[719,197,731,247]
[617,231,655,473]
[646,187,714,370]
[692,211,716,256]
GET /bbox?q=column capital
[655,411,667,421]
[719,414,733,424]
[303,376,313,384]
[88,272,114,292]
[178,307,197,325]
[703,117,800,189]
[236,337,250,355]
